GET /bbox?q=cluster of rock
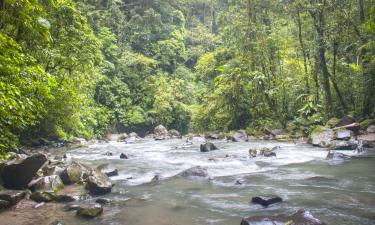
[117,132,141,143]
[309,116,375,150]
[0,152,113,217]
[249,146,278,157]
[153,125,181,140]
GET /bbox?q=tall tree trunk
[296,9,310,94]
[330,40,348,114]
[310,0,332,117]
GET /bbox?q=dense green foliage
[0,0,374,153]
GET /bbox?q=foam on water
[68,138,331,187]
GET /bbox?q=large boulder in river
[86,170,113,195]
[0,153,48,189]
[60,162,88,185]
[200,142,218,152]
[154,125,169,140]
[240,209,326,225]
[177,166,209,178]
[29,175,64,192]
[309,126,334,148]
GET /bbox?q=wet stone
[251,195,283,207]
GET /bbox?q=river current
[3,138,374,225]
[62,138,375,225]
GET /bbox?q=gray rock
[311,128,334,147]
[200,142,218,152]
[28,175,64,192]
[336,129,353,140]
[86,170,113,195]
[76,204,103,218]
[0,153,48,189]
[177,166,209,178]
[241,209,325,225]
[154,125,169,140]
[230,130,249,142]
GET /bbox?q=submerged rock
[200,142,218,152]
[95,198,111,205]
[120,153,128,159]
[104,169,118,177]
[0,153,48,189]
[86,170,113,195]
[177,166,209,178]
[240,209,325,225]
[154,125,169,140]
[76,204,103,218]
[251,195,282,207]
[326,151,351,160]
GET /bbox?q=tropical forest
[0,0,374,224]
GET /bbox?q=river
[3,138,375,225]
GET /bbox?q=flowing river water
[2,138,375,225]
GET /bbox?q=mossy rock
[359,119,375,130]
[326,118,340,128]
[77,204,103,218]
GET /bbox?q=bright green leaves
[0,33,56,153]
